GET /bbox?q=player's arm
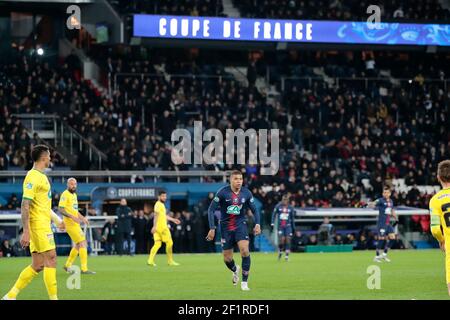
[77,211,89,225]
[270,205,278,229]
[58,194,81,223]
[58,206,81,223]
[20,198,31,248]
[247,193,261,235]
[367,199,379,208]
[206,192,221,241]
[50,209,65,230]
[167,214,181,225]
[151,208,159,234]
[20,177,36,248]
[430,197,444,246]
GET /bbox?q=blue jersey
[271,203,295,233]
[375,197,394,226]
[208,185,260,231]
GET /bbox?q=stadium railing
[0,170,230,183]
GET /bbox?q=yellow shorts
[153,228,172,243]
[66,225,86,244]
[30,227,56,253]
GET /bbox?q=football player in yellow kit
[147,191,181,266]
[2,145,63,300]
[59,177,95,274]
[430,160,450,296]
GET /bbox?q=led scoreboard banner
[133,14,450,47]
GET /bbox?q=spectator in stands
[318,217,334,245]
[6,194,20,210]
[308,234,318,246]
[292,229,308,252]
[115,199,133,256]
[334,233,344,245]
[355,235,368,250]
[1,239,14,257]
[101,218,116,255]
[171,212,183,253]
[182,210,195,253]
[133,210,148,254]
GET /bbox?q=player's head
[31,144,50,168]
[437,160,450,186]
[67,177,77,193]
[282,194,290,205]
[158,190,167,203]
[382,186,391,199]
[229,170,243,190]
[120,198,127,206]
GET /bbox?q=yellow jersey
[154,200,168,231]
[58,190,79,228]
[429,187,450,242]
[22,168,52,230]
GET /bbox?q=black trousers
[116,231,132,255]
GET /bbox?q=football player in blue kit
[368,186,397,262]
[206,170,261,291]
[271,194,295,261]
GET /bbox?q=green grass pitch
[0,250,448,300]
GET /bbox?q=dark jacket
[116,205,133,233]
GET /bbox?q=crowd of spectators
[235,0,449,22]
[108,0,224,16]
[105,0,449,22]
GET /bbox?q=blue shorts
[377,225,394,237]
[220,223,249,250]
[278,226,293,237]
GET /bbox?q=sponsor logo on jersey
[226,205,242,215]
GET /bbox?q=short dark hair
[31,145,49,162]
[383,185,391,192]
[159,190,167,196]
[438,160,450,183]
[230,170,243,177]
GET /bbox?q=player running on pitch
[3,145,63,300]
[429,160,450,295]
[206,170,261,291]
[59,178,95,274]
[368,186,397,263]
[271,194,295,261]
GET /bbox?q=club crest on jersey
[241,198,245,204]
[26,183,33,189]
[226,205,242,215]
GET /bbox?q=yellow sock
[79,247,88,272]
[166,241,174,263]
[7,265,38,299]
[43,267,58,300]
[148,241,161,264]
[65,248,79,268]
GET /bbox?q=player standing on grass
[206,170,261,291]
[368,186,397,263]
[429,160,450,296]
[2,145,62,300]
[59,178,95,274]
[271,194,295,261]
[147,191,181,266]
